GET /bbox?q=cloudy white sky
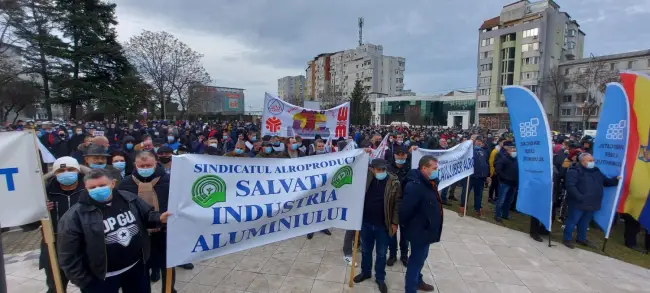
[112,0,650,111]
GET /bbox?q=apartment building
[277,75,305,105]
[305,43,406,107]
[557,50,650,132]
[476,0,585,129]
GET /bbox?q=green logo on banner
[332,166,353,188]
[192,175,227,208]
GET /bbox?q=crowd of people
[1,118,646,293]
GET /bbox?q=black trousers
[40,242,70,293]
[488,175,499,200]
[81,260,150,293]
[529,217,549,237]
[149,232,177,293]
[623,213,650,249]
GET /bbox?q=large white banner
[262,93,350,139]
[166,149,369,267]
[0,131,49,227]
[411,141,474,191]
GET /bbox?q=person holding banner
[353,159,402,293]
[41,156,85,293]
[57,168,172,293]
[563,153,620,249]
[400,156,441,293]
[460,136,490,218]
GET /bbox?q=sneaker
[353,273,371,283]
[458,207,465,216]
[343,256,358,267]
[377,281,388,293]
[577,240,597,249]
[150,269,161,282]
[476,209,485,218]
[400,255,408,266]
[387,255,397,266]
[417,281,435,292]
[563,240,575,249]
[177,263,194,270]
[530,234,543,242]
[322,229,332,236]
[307,233,314,240]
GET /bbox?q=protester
[494,141,518,223]
[400,156,440,293]
[57,168,171,293]
[83,144,122,185]
[386,146,410,266]
[460,136,490,217]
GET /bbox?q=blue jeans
[388,225,408,258]
[563,204,594,242]
[360,223,390,282]
[460,177,486,212]
[405,243,428,293]
[495,183,516,219]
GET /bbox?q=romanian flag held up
[618,72,650,228]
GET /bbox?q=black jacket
[400,169,444,245]
[56,189,160,289]
[45,174,85,237]
[565,164,618,211]
[495,150,519,186]
[118,167,171,213]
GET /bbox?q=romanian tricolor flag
[618,72,650,228]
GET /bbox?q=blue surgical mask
[76,130,83,135]
[209,143,218,148]
[510,152,517,158]
[137,167,155,178]
[429,170,439,180]
[113,161,126,171]
[273,141,281,146]
[586,162,595,169]
[375,172,388,180]
[395,159,406,165]
[251,137,257,142]
[56,172,78,186]
[88,186,111,202]
[167,136,174,142]
[264,147,273,154]
[235,148,244,154]
[90,163,106,169]
[291,144,299,150]
[223,135,229,140]
[125,143,133,150]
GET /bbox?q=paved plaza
[4,212,650,293]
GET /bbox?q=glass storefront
[378,99,476,126]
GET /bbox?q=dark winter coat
[565,164,619,211]
[495,150,519,186]
[400,169,444,245]
[471,146,490,179]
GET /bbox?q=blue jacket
[495,150,519,186]
[565,164,619,211]
[472,146,490,178]
[400,169,444,245]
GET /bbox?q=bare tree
[573,59,619,130]
[0,78,40,122]
[125,30,210,119]
[540,66,570,130]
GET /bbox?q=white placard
[0,131,49,227]
[410,141,475,190]
[166,149,369,267]
[93,130,104,137]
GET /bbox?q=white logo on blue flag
[605,120,626,140]
[519,118,540,138]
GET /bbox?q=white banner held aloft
[410,141,474,191]
[0,131,49,227]
[261,93,350,139]
[166,149,369,267]
[370,134,390,161]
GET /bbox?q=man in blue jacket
[494,141,519,223]
[400,156,441,293]
[563,153,620,249]
[460,136,490,218]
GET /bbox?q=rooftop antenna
[358,17,364,47]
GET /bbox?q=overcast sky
[112,0,650,111]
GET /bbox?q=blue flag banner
[503,86,554,230]
[592,83,630,238]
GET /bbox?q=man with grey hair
[563,152,620,249]
[400,155,442,293]
[57,168,171,293]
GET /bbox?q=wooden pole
[348,231,360,288]
[165,268,173,293]
[463,177,470,217]
[1,222,7,293]
[29,130,64,293]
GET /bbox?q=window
[568,29,576,37]
[610,63,615,70]
[565,68,570,75]
[480,63,493,71]
[479,88,491,96]
[522,42,539,52]
[563,95,572,103]
[561,109,572,116]
[524,85,539,93]
[521,71,539,80]
[479,101,489,108]
[481,38,494,47]
[576,108,583,116]
[396,78,403,83]
[563,82,570,89]
[576,93,587,102]
[628,61,634,69]
[480,77,491,85]
[522,28,539,38]
[523,57,539,65]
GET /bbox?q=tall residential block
[476,0,585,129]
[277,75,306,105]
[305,43,406,107]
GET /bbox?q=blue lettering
[192,235,209,252]
[245,205,263,222]
[236,180,250,196]
[252,181,267,196]
[0,168,18,191]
